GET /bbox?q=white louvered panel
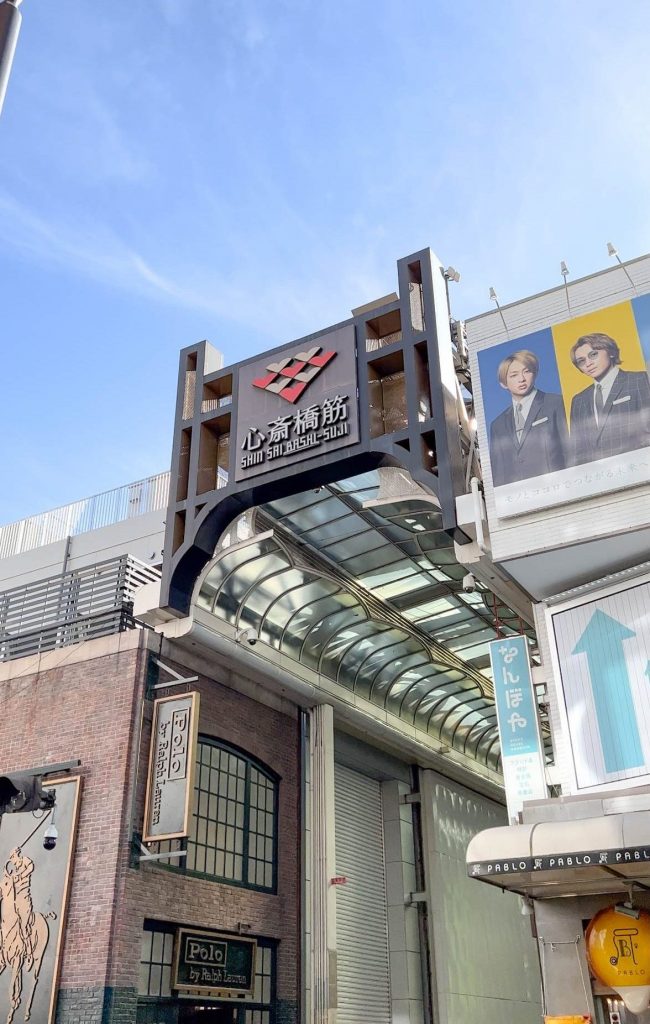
[334,764,391,1024]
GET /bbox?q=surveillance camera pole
[0,0,23,118]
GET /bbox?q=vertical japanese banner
[489,636,547,822]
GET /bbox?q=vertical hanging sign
[143,691,200,842]
[488,636,547,822]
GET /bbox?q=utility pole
[0,0,23,117]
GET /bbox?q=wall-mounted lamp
[488,286,509,335]
[607,241,637,292]
[560,261,571,313]
[444,266,461,284]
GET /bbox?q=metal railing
[0,555,161,662]
[0,471,171,560]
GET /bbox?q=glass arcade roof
[196,470,541,775]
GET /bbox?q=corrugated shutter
[334,763,391,1024]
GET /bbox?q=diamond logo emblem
[252,346,336,404]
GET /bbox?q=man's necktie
[515,403,524,443]
[595,383,604,423]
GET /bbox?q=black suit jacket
[489,390,570,487]
[570,369,650,465]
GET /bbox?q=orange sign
[586,906,650,1013]
[543,1017,591,1023]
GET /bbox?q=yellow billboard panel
[552,300,646,422]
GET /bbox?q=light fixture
[444,266,461,283]
[488,287,509,335]
[614,902,640,920]
[607,241,637,292]
[560,261,571,313]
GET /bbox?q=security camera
[43,822,58,851]
[235,627,259,646]
[462,572,476,593]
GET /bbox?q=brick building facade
[0,628,301,1024]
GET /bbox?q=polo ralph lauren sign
[143,692,200,842]
[173,928,257,998]
[235,324,359,481]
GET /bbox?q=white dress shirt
[511,388,538,425]
[593,365,619,424]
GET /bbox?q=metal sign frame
[142,691,200,843]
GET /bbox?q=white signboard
[549,574,650,793]
[143,691,200,842]
[488,635,547,821]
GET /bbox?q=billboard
[548,573,650,793]
[476,294,650,517]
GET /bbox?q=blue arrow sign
[573,610,644,774]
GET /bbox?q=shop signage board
[587,906,650,1014]
[173,927,257,999]
[548,573,650,793]
[470,291,650,518]
[143,691,200,842]
[234,324,359,481]
[543,1017,592,1023]
[468,843,650,879]
[488,635,547,820]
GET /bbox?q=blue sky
[2,0,650,523]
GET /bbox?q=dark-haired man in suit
[569,333,650,465]
[489,349,570,487]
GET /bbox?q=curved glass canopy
[196,471,541,775]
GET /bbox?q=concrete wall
[420,770,542,1024]
[0,509,165,591]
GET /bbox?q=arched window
[152,737,279,892]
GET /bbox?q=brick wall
[0,632,146,1002]
[112,645,301,1012]
[0,630,301,1023]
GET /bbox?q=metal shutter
[334,763,391,1024]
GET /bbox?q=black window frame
[149,736,280,895]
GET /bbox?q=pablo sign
[587,906,650,1014]
[468,844,650,878]
[234,324,359,481]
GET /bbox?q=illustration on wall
[477,295,650,517]
[0,776,80,1024]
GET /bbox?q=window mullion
[243,760,252,885]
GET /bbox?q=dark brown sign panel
[234,324,359,481]
[173,928,257,999]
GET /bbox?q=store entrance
[178,1005,237,1023]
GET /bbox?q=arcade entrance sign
[234,325,359,481]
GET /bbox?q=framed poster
[0,775,81,1024]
